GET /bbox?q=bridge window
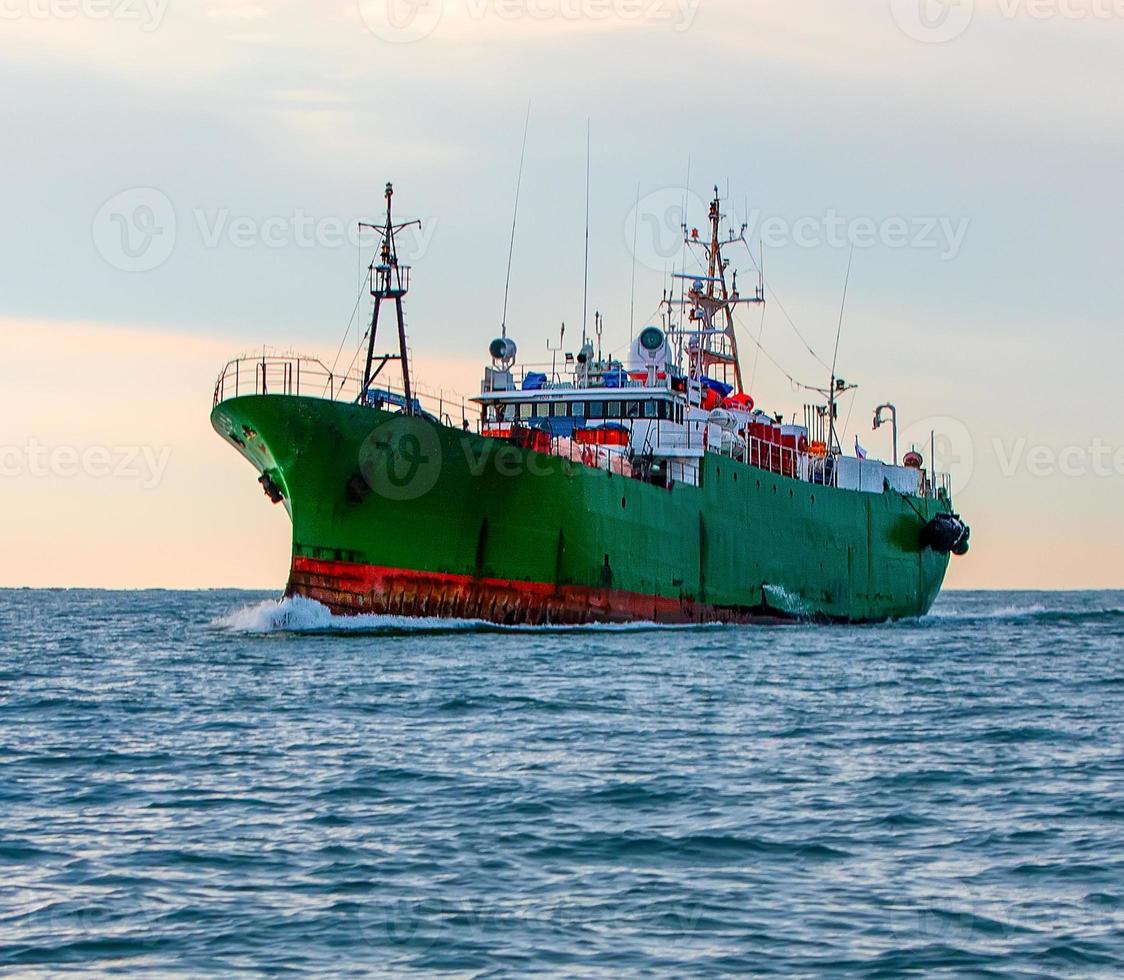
[607,401,621,418]
[625,400,642,419]
[645,401,660,419]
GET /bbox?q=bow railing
[212,354,472,429]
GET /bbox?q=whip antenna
[500,101,532,340]
[831,245,854,381]
[582,119,591,347]
[828,246,855,453]
[628,181,640,343]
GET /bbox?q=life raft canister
[700,387,721,411]
[722,392,755,412]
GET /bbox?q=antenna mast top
[668,186,764,393]
[362,181,419,301]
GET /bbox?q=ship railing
[710,431,815,483]
[928,470,953,501]
[212,353,473,429]
[476,421,702,485]
[472,422,810,486]
[478,416,718,458]
[492,362,668,393]
[212,354,364,406]
[713,430,958,499]
[471,412,954,500]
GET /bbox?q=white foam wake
[211,595,730,634]
[211,595,489,634]
[925,602,1048,621]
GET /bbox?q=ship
[210,182,969,624]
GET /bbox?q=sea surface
[1,590,1123,977]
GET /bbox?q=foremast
[361,182,421,415]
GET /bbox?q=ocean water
[1,590,1123,977]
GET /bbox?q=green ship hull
[212,394,952,624]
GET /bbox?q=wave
[926,603,1048,621]
[925,602,1124,625]
[211,595,728,636]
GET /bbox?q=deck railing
[212,354,473,429]
[213,355,361,406]
[482,362,671,394]
[485,421,951,499]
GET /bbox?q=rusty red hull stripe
[287,555,754,625]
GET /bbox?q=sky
[1,0,1122,589]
